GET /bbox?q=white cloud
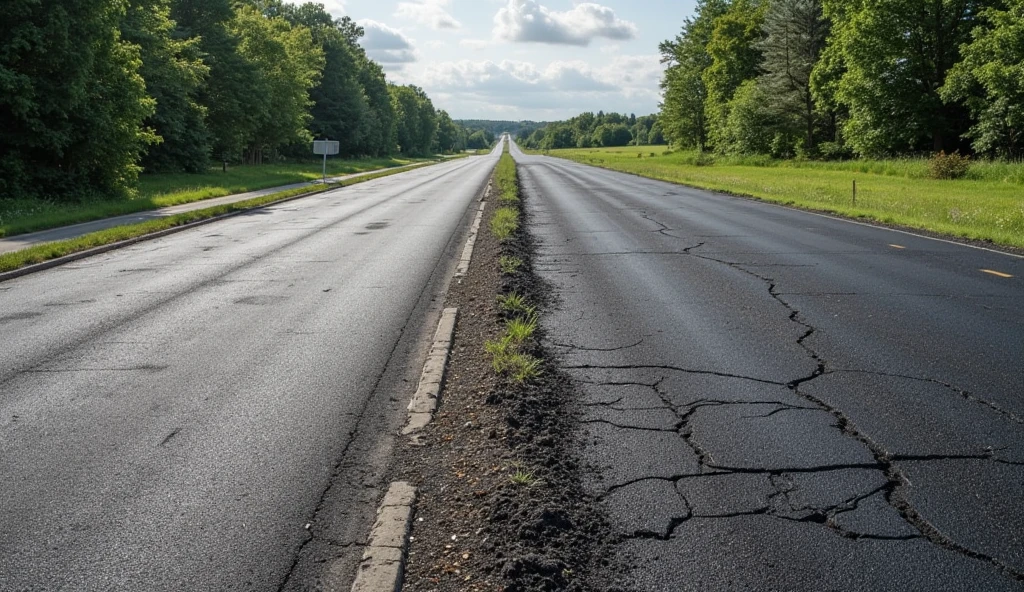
[414,59,615,94]
[493,0,637,46]
[395,0,461,30]
[459,38,491,51]
[357,20,417,68]
[318,0,347,18]
[396,54,665,119]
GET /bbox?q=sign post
[312,140,340,185]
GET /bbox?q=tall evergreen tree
[757,0,829,152]
[171,0,259,162]
[281,3,369,157]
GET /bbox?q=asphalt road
[0,162,428,255]
[0,146,498,591]
[511,141,1024,590]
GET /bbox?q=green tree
[703,0,767,152]
[229,5,324,163]
[467,130,491,150]
[822,0,985,156]
[171,0,259,162]
[281,4,370,157]
[390,84,437,155]
[539,124,576,150]
[0,0,155,198]
[123,0,210,172]
[357,60,396,156]
[593,123,633,147]
[659,0,728,150]
[434,110,462,153]
[757,0,829,153]
[942,0,1024,157]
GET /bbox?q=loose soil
[396,179,623,592]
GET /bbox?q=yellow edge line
[981,269,1013,278]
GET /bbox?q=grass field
[0,156,429,238]
[540,146,1024,248]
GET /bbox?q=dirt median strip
[394,155,620,592]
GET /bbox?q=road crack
[595,213,1024,582]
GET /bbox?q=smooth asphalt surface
[0,162,427,255]
[511,141,1024,590]
[0,145,499,591]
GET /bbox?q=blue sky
[298,0,697,121]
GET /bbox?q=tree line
[1,0,476,201]
[516,112,664,150]
[659,0,1024,160]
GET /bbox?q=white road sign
[313,140,340,156]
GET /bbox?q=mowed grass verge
[0,161,440,274]
[543,146,1024,249]
[0,156,432,238]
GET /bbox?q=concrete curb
[402,307,458,436]
[454,202,486,280]
[350,481,417,592]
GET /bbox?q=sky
[298,0,698,121]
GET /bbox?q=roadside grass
[540,146,1024,248]
[0,156,432,238]
[486,146,542,385]
[490,206,519,241]
[506,314,538,343]
[497,291,535,317]
[0,162,439,274]
[494,152,520,204]
[499,255,523,275]
[509,468,543,487]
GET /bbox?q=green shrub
[928,151,971,180]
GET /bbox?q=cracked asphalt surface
[511,141,1024,590]
[0,147,499,591]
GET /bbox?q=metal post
[323,151,327,185]
[853,179,857,205]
